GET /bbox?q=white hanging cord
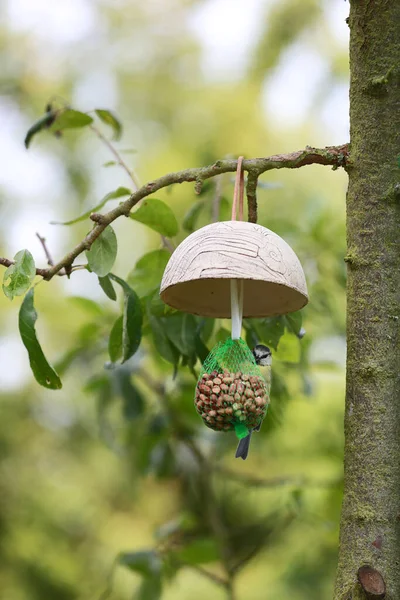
[230,157,245,340]
[239,278,244,325]
[231,279,243,340]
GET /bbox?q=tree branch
[246,170,259,223]
[184,564,229,589]
[0,144,348,281]
[0,258,14,269]
[0,257,49,278]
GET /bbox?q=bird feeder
[160,161,308,319]
[160,157,308,451]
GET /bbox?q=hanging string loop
[231,156,245,340]
[231,156,244,221]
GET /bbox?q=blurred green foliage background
[0,0,350,598]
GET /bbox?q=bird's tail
[235,431,252,460]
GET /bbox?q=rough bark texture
[334,2,400,600]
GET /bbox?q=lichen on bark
[334,1,400,599]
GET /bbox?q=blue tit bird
[235,344,272,460]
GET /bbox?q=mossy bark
[334,2,400,599]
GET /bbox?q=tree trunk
[334,2,400,599]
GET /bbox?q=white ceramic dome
[160,221,308,318]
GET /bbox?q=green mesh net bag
[194,337,269,439]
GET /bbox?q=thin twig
[181,436,206,466]
[0,144,349,280]
[90,124,140,189]
[226,579,237,600]
[161,236,175,252]
[185,564,229,588]
[36,232,54,266]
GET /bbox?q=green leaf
[67,296,104,316]
[119,555,164,600]
[162,313,197,357]
[175,538,220,565]
[182,200,205,232]
[50,109,93,130]
[98,275,117,301]
[245,317,285,351]
[275,330,301,363]
[3,250,36,300]
[102,161,117,167]
[108,316,123,362]
[182,314,198,356]
[95,109,122,140]
[215,327,230,343]
[109,275,143,363]
[77,322,100,344]
[127,249,170,298]
[84,373,110,394]
[162,316,186,354]
[18,289,62,389]
[148,312,180,367]
[85,225,118,277]
[119,551,161,577]
[123,383,144,421]
[113,369,144,420]
[197,317,214,343]
[148,291,175,317]
[123,289,142,363]
[245,324,258,350]
[136,576,162,600]
[52,187,131,225]
[194,334,209,364]
[284,311,303,336]
[24,111,56,148]
[130,199,178,237]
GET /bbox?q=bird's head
[252,344,272,367]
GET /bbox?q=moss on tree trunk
[334,1,400,599]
